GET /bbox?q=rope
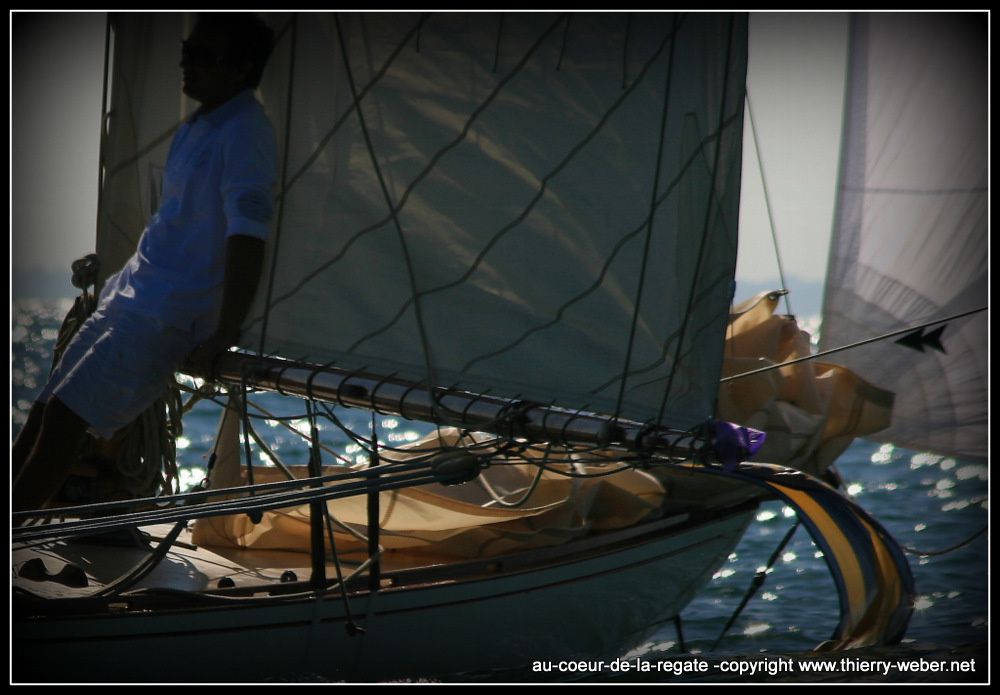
[49,257,183,501]
[655,14,738,427]
[256,12,298,360]
[477,443,550,508]
[902,526,987,557]
[612,12,679,420]
[622,13,632,89]
[710,519,800,651]
[358,18,688,368]
[493,12,505,73]
[334,11,443,410]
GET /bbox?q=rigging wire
[744,91,792,316]
[333,12,444,414]
[719,306,989,383]
[12,456,453,526]
[12,469,451,544]
[901,526,987,557]
[710,519,800,651]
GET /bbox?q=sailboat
[11,11,984,683]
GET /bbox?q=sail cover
[820,14,987,461]
[97,12,748,432]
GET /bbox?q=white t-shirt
[99,89,278,340]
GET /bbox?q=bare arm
[214,234,266,344]
[186,234,265,376]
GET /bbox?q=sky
[9,11,850,310]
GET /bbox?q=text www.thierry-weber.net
[531,656,978,678]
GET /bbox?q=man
[13,13,278,512]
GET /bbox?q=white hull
[13,507,754,682]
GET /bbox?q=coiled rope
[51,255,183,501]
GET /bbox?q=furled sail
[820,13,987,461]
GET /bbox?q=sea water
[10,298,989,682]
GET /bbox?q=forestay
[97,12,749,432]
[820,14,987,461]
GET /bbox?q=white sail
[820,13,987,461]
[249,12,749,431]
[99,12,748,431]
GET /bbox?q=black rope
[461,111,737,380]
[13,455,449,527]
[256,13,298,360]
[621,13,632,89]
[341,14,571,357]
[710,519,800,651]
[334,12,445,411]
[556,13,572,70]
[493,12,504,73]
[355,16,685,360]
[674,615,687,653]
[239,374,263,524]
[94,15,112,245]
[902,526,986,557]
[612,12,679,420]
[95,521,187,598]
[655,14,739,427]
[12,469,450,544]
[322,500,365,636]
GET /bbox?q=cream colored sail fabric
[192,292,892,561]
[820,13,987,461]
[191,417,668,560]
[719,292,893,478]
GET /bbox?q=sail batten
[820,13,987,461]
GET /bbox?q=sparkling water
[11,298,988,677]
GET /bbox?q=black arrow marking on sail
[895,324,947,354]
[722,308,984,384]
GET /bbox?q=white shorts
[37,307,198,440]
